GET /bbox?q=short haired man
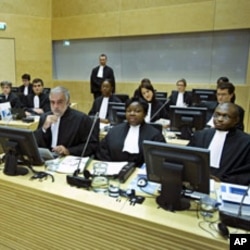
[0,81,22,108]
[19,73,33,96]
[35,86,99,156]
[206,82,244,131]
[24,78,50,116]
[90,54,116,99]
[188,102,250,185]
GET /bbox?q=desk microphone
[66,112,99,188]
[150,98,170,122]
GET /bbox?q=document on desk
[46,156,90,174]
[89,161,129,175]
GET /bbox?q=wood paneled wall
[0,0,52,86]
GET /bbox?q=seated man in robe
[34,86,99,156]
[24,78,51,116]
[188,102,250,185]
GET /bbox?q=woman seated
[136,78,168,123]
[88,79,121,124]
[166,78,192,111]
[95,97,166,166]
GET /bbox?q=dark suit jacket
[95,122,166,166]
[88,95,122,121]
[149,99,169,122]
[24,93,50,115]
[34,108,99,156]
[188,128,250,185]
[0,92,23,108]
[90,65,116,95]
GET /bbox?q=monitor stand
[157,162,190,212]
[3,142,29,176]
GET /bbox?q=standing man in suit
[90,54,116,99]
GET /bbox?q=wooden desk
[0,165,229,250]
[0,119,39,131]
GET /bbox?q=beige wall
[0,0,249,130]
[0,0,52,87]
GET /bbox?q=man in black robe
[188,102,250,185]
[35,86,99,156]
[90,54,116,99]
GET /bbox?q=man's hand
[42,115,59,130]
[52,145,69,156]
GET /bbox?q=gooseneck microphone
[66,112,99,188]
[150,98,170,122]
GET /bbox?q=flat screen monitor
[143,140,210,211]
[0,126,44,176]
[107,102,125,124]
[155,91,168,99]
[111,106,126,125]
[169,106,207,140]
[192,89,217,105]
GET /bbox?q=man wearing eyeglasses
[206,82,244,131]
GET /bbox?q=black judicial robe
[0,92,23,108]
[88,95,121,120]
[90,65,116,96]
[34,107,99,156]
[167,91,193,107]
[188,128,250,185]
[95,122,166,166]
[24,92,51,115]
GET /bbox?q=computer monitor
[0,126,44,176]
[192,89,217,105]
[108,102,126,125]
[143,140,210,211]
[169,106,207,140]
[155,91,168,99]
[111,106,126,125]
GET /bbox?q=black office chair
[43,88,51,94]
[115,94,129,103]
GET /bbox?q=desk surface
[0,164,232,250]
[0,119,38,131]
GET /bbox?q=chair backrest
[115,94,129,103]
[43,88,51,95]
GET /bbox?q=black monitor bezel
[0,126,44,175]
[192,88,217,105]
[143,140,210,211]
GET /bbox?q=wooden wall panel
[214,0,250,30]
[0,1,52,86]
[0,38,15,84]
